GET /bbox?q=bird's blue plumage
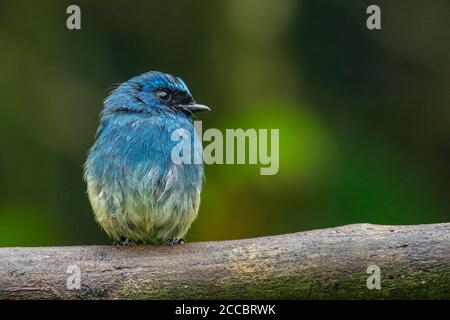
[84,71,208,244]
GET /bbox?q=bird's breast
[86,113,204,204]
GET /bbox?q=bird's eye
[157,90,171,101]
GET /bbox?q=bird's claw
[114,238,135,246]
[168,237,185,245]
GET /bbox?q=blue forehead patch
[140,71,190,94]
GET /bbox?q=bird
[84,71,210,245]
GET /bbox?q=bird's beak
[183,103,211,113]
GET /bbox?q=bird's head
[103,71,210,117]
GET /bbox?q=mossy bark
[0,223,449,299]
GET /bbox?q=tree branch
[0,223,449,299]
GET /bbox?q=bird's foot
[168,237,185,245]
[114,238,136,246]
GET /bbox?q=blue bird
[84,71,210,245]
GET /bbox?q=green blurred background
[0,0,449,246]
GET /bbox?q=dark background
[0,0,449,245]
